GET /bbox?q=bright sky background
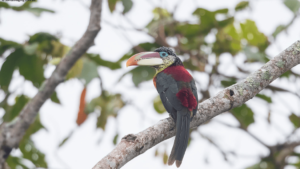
[1,0,300,169]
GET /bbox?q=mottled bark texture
[0,0,102,168]
[93,41,300,169]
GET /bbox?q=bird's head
[126,47,182,71]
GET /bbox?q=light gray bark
[92,41,300,169]
[0,0,103,168]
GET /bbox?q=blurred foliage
[2,95,29,122]
[58,131,74,148]
[50,91,61,104]
[0,1,54,16]
[255,94,272,103]
[113,133,119,145]
[231,104,255,129]
[155,149,169,165]
[7,115,47,168]
[235,1,249,11]
[1,0,300,168]
[284,0,300,14]
[108,0,133,14]
[0,1,127,168]
[153,95,166,114]
[289,113,300,128]
[85,90,125,130]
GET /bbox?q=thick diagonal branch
[93,41,300,169]
[0,0,102,167]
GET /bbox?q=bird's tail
[168,110,190,168]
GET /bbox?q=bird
[126,46,198,167]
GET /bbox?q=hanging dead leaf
[76,87,87,126]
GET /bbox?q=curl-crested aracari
[126,47,198,167]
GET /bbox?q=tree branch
[0,0,102,167]
[92,41,300,169]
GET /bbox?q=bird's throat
[154,61,173,77]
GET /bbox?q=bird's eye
[160,52,168,57]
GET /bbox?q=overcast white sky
[1,0,300,169]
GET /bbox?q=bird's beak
[126,52,163,67]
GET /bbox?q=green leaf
[213,23,242,56]
[176,24,201,39]
[66,58,83,80]
[153,95,166,114]
[146,7,174,37]
[240,20,269,51]
[3,95,30,122]
[0,2,10,9]
[221,78,237,87]
[51,41,69,58]
[24,43,38,55]
[292,163,300,168]
[19,114,47,168]
[49,57,61,65]
[218,17,234,28]
[255,94,272,103]
[113,134,119,145]
[29,32,58,56]
[86,91,125,130]
[19,139,48,168]
[289,113,300,128]
[50,91,61,104]
[78,57,99,84]
[231,104,255,129]
[193,8,231,35]
[0,1,54,16]
[0,37,22,56]
[22,114,45,141]
[243,46,269,63]
[97,110,108,130]
[58,131,73,147]
[132,67,156,87]
[121,0,133,14]
[272,25,286,38]
[235,1,249,11]
[183,59,205,72]
[163,151,168,164]
[11,1,33,11]
[138,42,161,51]
[108,0,119,13]
[29,32,58,44]
[152,7,171,18]
[121,66,156,87]
[0,49,21,91]
[6,156,29,169]
[280,70,292,78]
[87,53,121,70]
[25,7,54,17]
[18,53,45,88]
[284,0,300,13]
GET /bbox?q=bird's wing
[190,79,198,118]
[156,72,185,112]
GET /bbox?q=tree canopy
[0,0,300,169]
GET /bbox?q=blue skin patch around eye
[160,52,168,57]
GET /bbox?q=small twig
[198,131,229,161]
[214,119,269,148]
[172,0,183,16]
[103,20,146,33]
